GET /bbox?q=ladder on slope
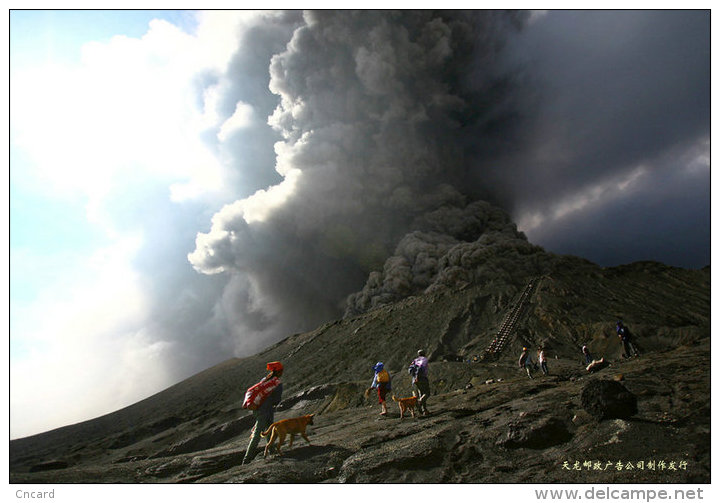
[481,278,540,360]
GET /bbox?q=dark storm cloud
[480,10,710,267]
[526,136,710,268]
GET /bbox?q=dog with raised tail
[260,414,314,457]
[391,395,418,419]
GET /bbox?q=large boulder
[581,380,637,421]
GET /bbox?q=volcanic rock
[28,460,69,473]
[581,380,638,421]
[497,415,573,449]
[9,260,710,484]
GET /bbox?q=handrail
[480,278,540,359]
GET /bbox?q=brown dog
[391,395,418,419]
[261,414,314,457]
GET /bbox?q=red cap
[266,361,283,372]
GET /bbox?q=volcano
[10,250,710,483]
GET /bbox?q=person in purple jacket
[409,350,431,416]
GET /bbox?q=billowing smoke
[345,201,549,315]
[189,9,708,357]
[189,10,531,350]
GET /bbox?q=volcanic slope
[10,259,710,483]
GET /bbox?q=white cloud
[10,11,259,438]
[517,165,647,233]
[236,167,301,223]
[187,167,302,274]
[682,136,710,175]
[193,10,267,71]
[11,328,174,439]
[217,101,255,142]
[10,237,175,439]
[10,12,249,215]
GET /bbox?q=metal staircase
[481,278,540,360]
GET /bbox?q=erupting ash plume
[188,9,708,357]
[344,201,550,315]
[12,9,707,438]
[189,11,532,350]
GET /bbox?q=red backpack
[242,377,280,410]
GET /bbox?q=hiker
[369,362,392,416]
[582,345,593,365]
[409,349,431,416]
[242,361,284,464]
[617,320,640,358]
[538,347,548,375]
[518,347,535,378]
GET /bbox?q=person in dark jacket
[242,361,284,464]
[617,321,640,358]
[518,347,534,378]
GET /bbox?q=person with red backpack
[242,361,284,464]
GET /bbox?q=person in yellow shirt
[370,362,392,415]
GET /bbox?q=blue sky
[11,10,197,67]
[10,9,199,299]
[9,9,242,438]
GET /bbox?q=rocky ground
[10,339,709,484]
[10,261,710,484]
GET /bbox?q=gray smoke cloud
[344,201,550,315]
[184,9,707,363]
[189,11,531,348]
[107,11,308,372]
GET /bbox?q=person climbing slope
[409,349,431,416]
[369,362,392,416]
[242,361,284,464]
[538,347,548,375]
[617,320,640,358]
[518,347,535,379]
